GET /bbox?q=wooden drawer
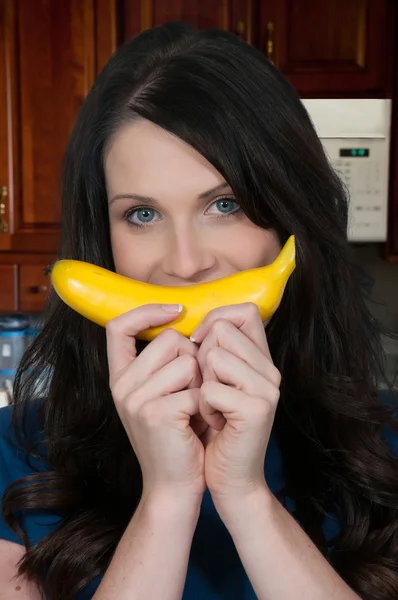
[0,265,18,312]
[19,265,51,313]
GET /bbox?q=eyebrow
[109,182,231,205]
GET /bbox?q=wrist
[212,483,275,532]
[141,487,203,522]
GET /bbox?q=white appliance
[301,99,392,242]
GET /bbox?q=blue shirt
[0,395,397,599]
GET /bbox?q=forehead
[104,119,225,196]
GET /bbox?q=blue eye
[211,198,240,215]
[125,207,160,226]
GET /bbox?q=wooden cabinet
[0,0,116,312]
[0,5,11,252]
[0,266,17,312]
[0,0,98,254]
[119,0,393,97]
[0,261,51,314]
[121,0,254,44]
[259,0,392,97]
[19,265,51,313]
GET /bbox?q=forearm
[93,491,201,600]
[217,488,360,600]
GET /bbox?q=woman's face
[105,119,281,286]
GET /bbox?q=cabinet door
[1,0,97,254]
[121,0,254,44]
[259,0,390,95]
[0,265,17,313]
[0,1,11,251]
[19,265,51,313]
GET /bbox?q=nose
[162,227,216,283]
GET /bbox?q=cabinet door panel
[19,265,51,313]
[122,0,254,43]
[0,265,18,312]
[260,0,389,95]
[2,0,96,253]
[0,0,11,251]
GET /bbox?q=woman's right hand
[106,304,206,500]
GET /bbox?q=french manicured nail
[190,325,202,342]
[161,304,183,313]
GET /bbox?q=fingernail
[190,324,202,342]
[161,304,183,314]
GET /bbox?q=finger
[167,388,201,422]
[106,304,183,381]
[203,347,280,406]
[196,319,280,385]
[187,364,206,438]
[116,328,200,396]
[191,302,271,359]
[139,388,201,428]
[123,354,201,413]
[199,381,245,431]
[199,381,272,430]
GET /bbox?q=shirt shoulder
[0,404,61,547]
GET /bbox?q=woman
[1,21,398,600]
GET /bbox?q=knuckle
[110,379,124,403]
[112,381,140,413]
[124,394,139,419]
[110,373,130,404]
[268,386,280,405]
[253,398,274,423]
[105,317,122,336]
[157,327,181,346]
[211,318,231,336]
[200,380,216,398]
[274,387,281,403]
[137,399,162,427]
[244,302,261,317]
[206,346,223,366]
[270,366,282,387]
[178,352,198,373]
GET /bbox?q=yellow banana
[51,235,295,341]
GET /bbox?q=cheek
[109,223,155,280]
[251,227,281,265]
[219,223,281,270]
[109,222,124,271]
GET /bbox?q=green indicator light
[351,149,357,156]
[358,149,364,156]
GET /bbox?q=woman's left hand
[191,303,281,506]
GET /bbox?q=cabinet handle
[0,186,8,233]
[266,21,275,64]
[28,285,48,294]
[236,20,245,39]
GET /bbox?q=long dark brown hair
[3,21,398,599]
